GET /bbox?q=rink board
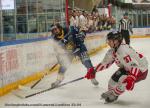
[0,32,107,96]
[0,29,150,96]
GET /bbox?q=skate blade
[104,101,117,104]
[100,97,114,104]
[100,98,107,104]
[100,98,114,104]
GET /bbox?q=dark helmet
[107,31,123,42]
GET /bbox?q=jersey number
[124,55,132,63]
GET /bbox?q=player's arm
[129,19,133,34]
[95,49,115,72]
[61,27,70,43]
[121,46,147,90]
[123,46,145,76]
[85,49,115,79]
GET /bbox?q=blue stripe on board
[0,37,52,47]
[1,27,150,47]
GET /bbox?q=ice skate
[51,80,62,88]
[101,90,118,103]
[91,78,99,86]
[51,73,64,88]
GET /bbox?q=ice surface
[0,38,150,108]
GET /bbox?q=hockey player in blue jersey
[50,24,99,88]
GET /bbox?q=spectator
[87,14,95,33]
[79,11,88,31]
[69,10,78,27]
[68,8,116,33]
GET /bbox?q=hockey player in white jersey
[85,31,148,103]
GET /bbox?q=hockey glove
[85,67,96,79]
[123,75,136,91]
[62,39,68,44]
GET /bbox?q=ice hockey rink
[0,38,150,108]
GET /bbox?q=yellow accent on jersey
[57,30,64,40]
[65,41,75,50]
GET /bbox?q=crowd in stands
[69,8,116,33]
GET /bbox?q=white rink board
[133,28,150,36]
[0,39,58,87]
[0,32,106,88]
[0,38,150,108]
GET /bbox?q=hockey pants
[78,51,93,69]
[108,68,148,96]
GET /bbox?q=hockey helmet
[50,25,57,32]
[107,30,123,42]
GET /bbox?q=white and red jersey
[96,44,148,77]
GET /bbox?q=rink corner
[0,65,59,97]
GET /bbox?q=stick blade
[12,88,43,98]
[12,76,84,98]
[12,90,29,98]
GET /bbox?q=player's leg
[101,68,128,103]
[79,51,99,86]
[51,66,66,88]
[51,50,72,88]
[102,68,148,103]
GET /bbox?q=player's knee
[111,68,128,82]
[108,78,118,89]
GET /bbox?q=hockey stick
[19,64,58,90]
[15,76,84,98]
